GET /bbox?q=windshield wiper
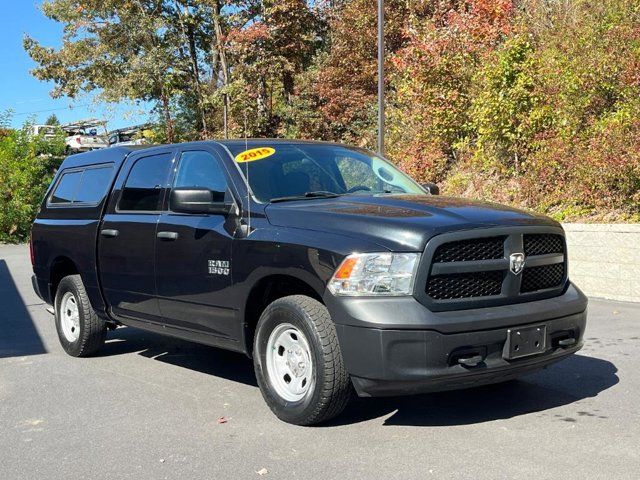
[270,191,343,203]
[344,189,394,195]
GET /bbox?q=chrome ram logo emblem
[509,253,526,275]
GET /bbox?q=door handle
[157,231,179,241]
[100,229,119,238]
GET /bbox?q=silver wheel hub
[60,292,80,343]
[266,324,314,402]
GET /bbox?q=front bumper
[326,283,587,397]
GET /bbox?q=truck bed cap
[59,146,148,169]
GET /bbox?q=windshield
[226,143,426,203]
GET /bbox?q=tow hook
[457,354,484,367]
[558,337,576,347]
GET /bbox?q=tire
[253,295,351,425]
[54,275,107,357]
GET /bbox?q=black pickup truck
[30,140,587,425]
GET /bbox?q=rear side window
[50,171,83,204]
[119,153,172,211]
[50,165,114,205]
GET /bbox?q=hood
[264,195,559,251]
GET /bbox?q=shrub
[387,0,516,182]
[0,124,65,243]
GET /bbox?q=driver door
[154,149,239,340]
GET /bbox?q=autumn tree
[387,0,516,182]
[225,0,323,136]
[294,0,409,145]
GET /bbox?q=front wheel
[253,295,351,425]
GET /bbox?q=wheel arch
[49,256,79,302]
[242,273,325,357]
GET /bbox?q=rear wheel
[54,275,106,357]
[253,295,351,425]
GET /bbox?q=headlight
[328,252,420,296]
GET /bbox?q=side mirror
[421,182,440,195]
[171,187,235,215]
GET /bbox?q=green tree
[23,0,237,141]
[24,1,321,140]
[44,113,60,125]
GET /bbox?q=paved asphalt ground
[1,244,639,479]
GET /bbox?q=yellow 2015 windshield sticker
[235,147,276,163]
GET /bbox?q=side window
[50,165,114,205]
[119,153,172,211]
[74,166,114,204]
[50,171,83,204]
[172,151,228,205]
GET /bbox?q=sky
[0,1,151,130]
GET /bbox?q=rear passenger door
[98,149,174,321]
[154,149,237,339]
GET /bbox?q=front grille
[427,271,504,300]
[433,236,505,263]
[521,263,565,293]
[524,234,564,256]
[422,229,567,310]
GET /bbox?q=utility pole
[377,0,385,156]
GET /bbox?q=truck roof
[216,138,347,148]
